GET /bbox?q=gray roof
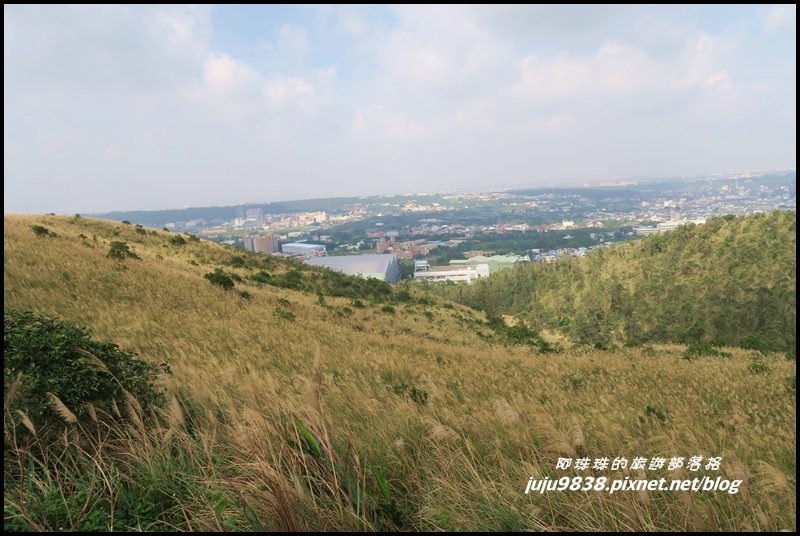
[305,254,398,276]
[282,243,326,250]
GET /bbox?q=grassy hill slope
[4,214,796,532]
[438,212,796,351]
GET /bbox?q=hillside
[436,211,796,351]
[4,214,796,532]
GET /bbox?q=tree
[4,310,167,426]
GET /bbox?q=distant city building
[248,233,280,253]
[305,254,400,283]
[244,235,254,251]
[633,219,707,236]
[246,208,263,220]
[449,255,520,274]
[464,250,496,258]
[282,243,327,257]
[414,260,489,284]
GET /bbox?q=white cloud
[3,5,795,213]
[764,4,796,33]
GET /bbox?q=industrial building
[282,243,328,257]
[305,254,401,283]
[414,260,489,284]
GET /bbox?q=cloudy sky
[4,5,796,214]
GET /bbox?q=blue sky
[4,5,796,214]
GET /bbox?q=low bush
[4,310,167,427]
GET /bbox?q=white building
[281,243,327,257]
[413,260,489,284]
[305,254,400,283]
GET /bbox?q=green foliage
[380,370,428,407]
[436,211,796,351]
[4,310,167,426]
[249,270,272,284]
[485,313,507,332]
[747,355,771,375]
[394,289,412,302]
[740,335,768,354]
[135,224,146,235]
[644,404,668,422]
[682,342,732,361]
[486,315,560,353]
[370,462,405,527]
[274,307,296,322]
[238,290,252,300]
[168,234,187,246]
[381,305,396,314]
[204,268,236,290]
[107,241,141,261]
[31,225,52,237]
[562,373,584,390]
[268,269,304,290]
[121,220,131,225]
[292,415,322,458]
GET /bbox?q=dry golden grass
[4,214,796,531]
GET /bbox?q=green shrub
[204,268,235,291]
[169,234,187,246]
[249,270,272,284]
[107,241,141,261]
[4,310,167,426]
[747,356,771,375]
[740,335,767,354]
[682,342,731,360]
[31,225,52,237]
[274,308,296,322]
